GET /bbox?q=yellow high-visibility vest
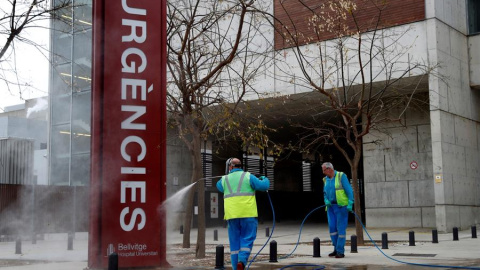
[323,171,349,206]
[221,171,258,220]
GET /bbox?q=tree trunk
[181,136,206,258]
[192,149,206,258]
[182,187,194,248]
[351,147,365,245]
[180,114,207,259]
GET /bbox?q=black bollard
[313,237,321,257]
[108,252,118,270]
[350,235,357,253]
[269,240,278,262]
[453,227,459,241]
[15,237,21,254]
[215,245,225,269]
[68,232,73,250]
[432,229,438,243]
[214,229,218,241]
[409,231,415,246]
[180,225,183,234]
[266,227,270,237]
[381,232,388,249]
[472,225,477,239]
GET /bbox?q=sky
[0,3,50,111]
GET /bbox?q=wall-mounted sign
[211,193,219,218]
[410,161,418,170]
[435,174,443,183]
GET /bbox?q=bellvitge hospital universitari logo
[106,243,159,257]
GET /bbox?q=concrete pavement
[0,222,479,269]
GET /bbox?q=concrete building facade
[271,0,480,231]
[425,1,480,232]
[365,1,480,231]
[47,0,480,232]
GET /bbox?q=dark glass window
[51,63,72,96]
[72,92,91,154]
[73,29,92,92]
[73,1,93,33]
[51,95,71,125]
[50,124,71,185]
[468,0,480,34]
[51,32,72,65]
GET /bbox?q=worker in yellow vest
[322,162,354,258]
[216,157,270,270]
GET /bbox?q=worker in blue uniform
[322,162,354,258]
[216,157,270,270]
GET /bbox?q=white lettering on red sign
[119,0,152,232]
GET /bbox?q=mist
[26,98,48,119]
[160,182,196,233]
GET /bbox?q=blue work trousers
[227,217,258,270]
[327,204,349,254]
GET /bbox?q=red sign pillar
[89,0,167,268]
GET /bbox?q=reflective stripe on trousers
[227,217,258,270]
[327,204,349,254]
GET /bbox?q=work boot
[335,253,345,258]
[328,251,337,257]
[237,262,245,270]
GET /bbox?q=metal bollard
[266,227,270,237]
[108,252,118,270]
[215,245,225,269]
[409,231,415,246]
[381,232,388,249]
[180,225,183,234]
[15,237,21,254]
[453,227,459,241]
[432,229,438,243]
[350,235,357,253]
[214,229,218,241]
[472,225,477,239]
[31,233,36,245]
[313,237,321,257]
[269,240,278,262]
[68,232,73,250]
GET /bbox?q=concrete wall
[363,103,435,228]
[273,22,429,97]
[426,0,480,232]
[469,35,480,89]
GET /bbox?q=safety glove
[324,198,332,207]
[347,201,353,212]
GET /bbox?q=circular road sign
[410,161,418,170]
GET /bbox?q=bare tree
[273,0,438,244]
[166,0,274,258]
[0,0,72,107]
